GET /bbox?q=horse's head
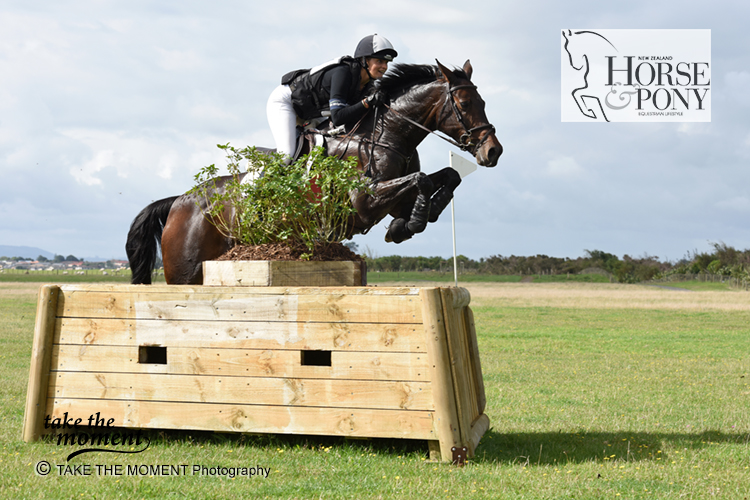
[435,60,502,167]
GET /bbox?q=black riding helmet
[354,34,398,61]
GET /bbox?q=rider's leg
[266,85,297,162]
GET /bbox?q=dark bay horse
[126,60,502,284]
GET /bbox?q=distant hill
[0,245,54,260]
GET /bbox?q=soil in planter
[216,241,363,262]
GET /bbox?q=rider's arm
[328,66,368,127]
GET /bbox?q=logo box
[561,29,711,122]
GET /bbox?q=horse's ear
[435,59,455,84]
[463,60,473,80]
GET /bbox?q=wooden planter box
[23,283,488,462]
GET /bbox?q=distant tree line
[0,254,80,262]
[362,242,750,284]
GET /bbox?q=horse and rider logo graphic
[562,29,630,122]
[561,29,711,123]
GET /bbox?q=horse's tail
[126,196,179,284]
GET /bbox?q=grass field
[366,271,612,284]
[1,279,748,499]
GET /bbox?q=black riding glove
[365,90,389,109]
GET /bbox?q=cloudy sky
[1,1,748,262]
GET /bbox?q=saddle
[243,121,345,186]
[257,120,345,164]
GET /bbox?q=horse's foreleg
[427,167,462,223]
[351,171,434,243]
[384,173,434,243]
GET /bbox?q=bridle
[328,75,496,179]
[383,81,496,156]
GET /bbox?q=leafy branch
[189,145,369,258]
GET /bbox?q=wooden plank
[57,284,421,296]
[51,345,430,381]
[420,288,461,462]
[468,414,490,458]
[203,261,366,287]
[22,285,60,442]
[55,318,426,353]
[464,307,486,415]
[45,398,437,440]
[48,372,433,410]
[440,288,476,448]
[427,440,441,461]
[57,290,422,324]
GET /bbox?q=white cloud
[716,197,750,212]
[546,156,584,178]
[156,48,204,71]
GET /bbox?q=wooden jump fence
[23,282,488,462]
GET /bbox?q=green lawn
[366,271,610,284]
[648,280,738,292]
[1,282,748,499]
[0,270,166,283]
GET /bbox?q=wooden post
[22,285,59,442]
[420,288,461,462]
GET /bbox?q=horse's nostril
[488,145,502,160]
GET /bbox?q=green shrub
[189,145,369,258]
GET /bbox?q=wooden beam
[464,307,486,415]
[45,398,437,440]
[51,345,430,381]
[49,372,434,410]
[420,288,461,462]
[57,289,422,324]
[440,288,476,450]
[22,285,60,442]
[55,318,426,353]
[468,414,490,458]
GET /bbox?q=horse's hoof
[385,219,413,243]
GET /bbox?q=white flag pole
[447,151,477,288]
[451,199,458,287]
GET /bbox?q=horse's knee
[427,168,462,223]
[446,167,461,187]
[416,172,435,196]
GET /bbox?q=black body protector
[282,56,366,122]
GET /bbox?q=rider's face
[366,57,389,79]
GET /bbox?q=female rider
[266,34,397,161]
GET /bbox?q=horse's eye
[459,100,471,109]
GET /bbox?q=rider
[266,34,397,161]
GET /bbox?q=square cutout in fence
[301,350,331,367]
[139,345,167,364]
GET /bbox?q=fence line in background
[650,273,750,291]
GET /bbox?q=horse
[126,60,502,284]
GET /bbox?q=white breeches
[266,84,297,159]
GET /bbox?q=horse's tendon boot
[427,186,454,223]
[406,193,431,235]
[385,218,413,243]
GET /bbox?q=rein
[326,77,495,179]
[383,83,495,155]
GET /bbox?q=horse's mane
[377,63,470,98]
